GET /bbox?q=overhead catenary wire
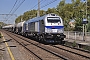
[40,0,58,9]
[8,0,57,17]
[6,0,58,23]
[29,0,57,17]
[29,0,57,10]
[11,0,26,15]
[6,0,26,21]
[9,0,18,14]
[4,0,18,21]
[29,0,45,10]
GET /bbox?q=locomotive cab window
[47,17,61,23]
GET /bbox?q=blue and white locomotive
[23,13,66,42]
[2,13,66,43]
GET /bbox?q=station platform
[63,31,90,51]
[64,38,90,46]
[0,31,34,60]
[63,38,90,51]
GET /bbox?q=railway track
[2,30,90,60]
[51,45,90,59]
[3,30,68,60]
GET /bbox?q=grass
[72,41,77,48]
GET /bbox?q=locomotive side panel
[29,22,35,32]
[35,21,39,32]
[39,20,45,33]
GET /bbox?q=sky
[0,0,72,24]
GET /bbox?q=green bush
[72,41,77,47]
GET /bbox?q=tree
[14,0,90,31]
[15,10,45,23]
[46,8,57,14]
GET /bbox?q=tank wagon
[23,13,66,43]
[15,21,25,34]
[2,24,15,32]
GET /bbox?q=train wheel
[41,35,47,43]
[38,35,44,41]
[35,35,39,40]
[38,36,41,41]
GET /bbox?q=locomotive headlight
[47,28,52,33]
[58,29,63,33]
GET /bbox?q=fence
[64,31,90,41]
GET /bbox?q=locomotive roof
[25,13,59,24]
[25,14,46,23]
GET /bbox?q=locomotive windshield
[47,17,61,23]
